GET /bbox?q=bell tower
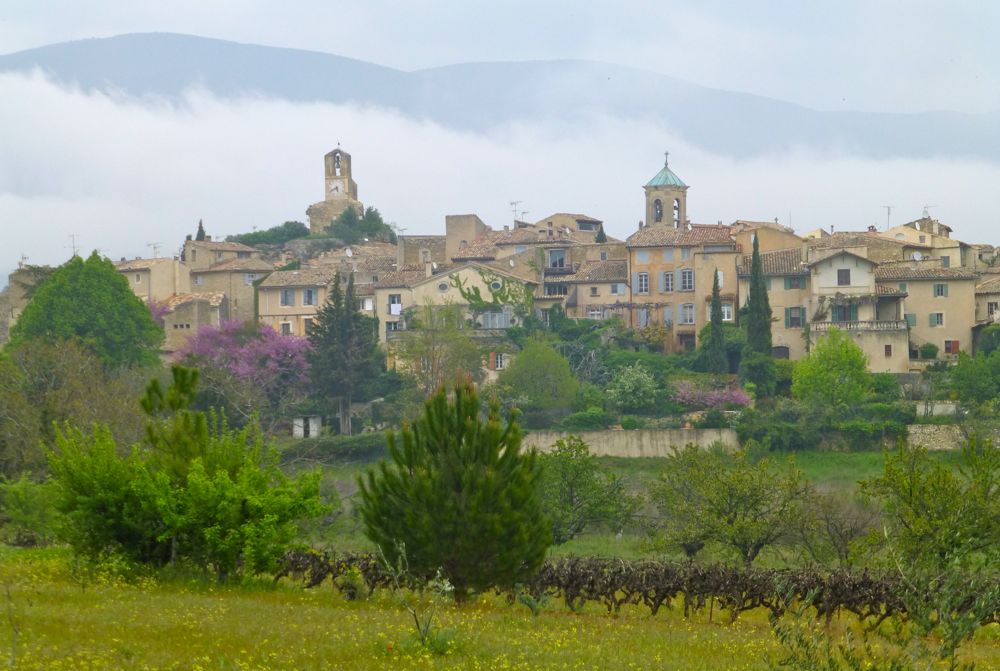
[307,145,364,234]
[644,151,688,229]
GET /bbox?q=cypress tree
[595,225,608,243]
[195,220,206,241]
[745,235,773,355]
[706,268,728,374]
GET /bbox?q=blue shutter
[631,273,639,293]
[657,271,666,292]
[664,306,673,325]
[674,269,681,292]
[943,284,949,297]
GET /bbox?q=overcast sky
[2,1,999,283]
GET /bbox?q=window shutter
[943,284,949,297]
[674,269,682,292]
[658,271,666,292]
[631,273,639,292]
[663,306,673,325]
[783,277,791,290]
[850,305,858,321]
[784,307,791,328]
[929,314,934,327]
[488,352,497,370]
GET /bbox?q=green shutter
[783,277,791,290]
[784,307,791,328]
[905,313,916,327]
[765,277,772,290]
[899,282,907,292]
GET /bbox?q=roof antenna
[509,200,522,222]
[146,242,161,258]
[922,205,936,218]
[883,205,893,231]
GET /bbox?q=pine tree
[706,268,728,374]
[357,383,551,602]
[307,274,382,434]
[745,235,773,355]
[195,220,206,241]
[595,225,608,243]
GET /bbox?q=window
[663,248,674,262]
[680,269,694,291]
[837,269,851,286]
[653,199,663,223]
[389,294,402,315]
[831,304,858,322]
[237,251,251,259]
[600,251,608,261]
[303,318,314,333]
[680,303,695,324]
[386,321,402,332]
[134,273,141,283]
[589,286,599,297]
[548,249,566,268]
[194,275,204,286]
[587,308,603,320]
[989,302,998,317]
[930,312,944,327]
[495,352,507,370]
[681,247,691,260]
[944,340,960,355]
[919,235,926,243]
[636,250,649,264]
[361,297,374,311]
[481,309,512,329]
[784,276,807,290]
[438,282,449,292]
[303,288,317,306]
[490,280,503,291]
[884,344,893,357]
[662,271,674,292]
[898,282,907,292]
[545,284,568,296]
[610,283,624,295]
[280,322,292,336]
[716,270,724,289]
[721,303,733,321]
[785,307,806,328]
[663,306,673,326]
[244,273,258,286]
[940,255,950,268]
[280,289,294,306]
[636,272,649,294]
[933,283,948,297]
[216,251,224,260]
[638,308,650,327]
[515,245,526,254]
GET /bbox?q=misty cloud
[2,71,999,283]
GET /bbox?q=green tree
[326,206,397,244]
[791,326,872,407]
[195,219,206,241]
[744,235,772,355]
[652,445,809,565]
[395,304,483,395]
[8,252,163,368]
[227,221,309,246]
[705,268,728,374]
[537,436,637,544]
[594,225,608,243]
[604,362,659,414]
[357,383,551,602]
[498,339,578,412]
[307,274,383,435]
[950,350,1000,408]
[48,366,324,580]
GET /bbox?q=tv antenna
[146,242,162,258]
[67,234,79,256]
[509,200,522,222]
[882,205,893,230]
[922,205,936,218]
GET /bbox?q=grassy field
[0,548,997,671]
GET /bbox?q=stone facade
[306,147,364,234]
[116,257,190,304]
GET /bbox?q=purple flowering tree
[671,380,750,411]
[176,320,312,433]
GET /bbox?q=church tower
[307,146,365,234]
[644,152,688,229]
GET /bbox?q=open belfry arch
[644,151,688,229]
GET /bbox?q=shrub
[357,383,551,602]
[619,415,645,430]
[0,475,61,546]
[560,407,615,431]
[919,342,939,360]
[280,432,389,465]
[694,409,730,429]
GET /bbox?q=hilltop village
[4,146,996,375]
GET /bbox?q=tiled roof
[730,220,796,235]
[203,257,275,272]
[737,248,807,277]
[196,240,258,253]
[453,233,501,260]
[976,276,1000,294]
[566,260,628,283]
[354,255,397,272]
[116,258,175,271]
[373,269,428,289]
[165,292,226,310]
[626,223,734,248]
[876,284,907,296]
[874,262,978,281]
[259,268,338,288]
[807,231,931,250]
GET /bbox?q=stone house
[190,257,273,324]
[162,292,229,353]
[115,257,190,304]
[181,237,261,272]
[257,267,339,337]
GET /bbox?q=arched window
[673,199,681,227]
[333,152,342,176]
[654,199,663,223]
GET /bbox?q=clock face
[327,179,347,199]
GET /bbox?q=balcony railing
[811,320,907,333]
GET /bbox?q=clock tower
[307,146,365,234]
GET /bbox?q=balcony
[811,320,907,333]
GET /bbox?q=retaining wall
[522,428,739,457]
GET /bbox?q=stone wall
[906,424,966,450]
[522,428,739,457]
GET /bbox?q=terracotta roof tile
[373,270,427,289]
[626,223,734,248]
[115,258,175,271]
[976,276,1000,294]
[259,268,338,288]
[203,257,275,272]
[874,262,978,281]
[566,260,628,283]
[738,248,807,276]
[164,292,226,310]
[196,240,258,253]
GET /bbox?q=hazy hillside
[2,32,999,160]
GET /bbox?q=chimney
[868,224,878,232]
[425,261,433,278]
[205,235,212,242]
[638,220,644,230]
[503,225,510,231]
